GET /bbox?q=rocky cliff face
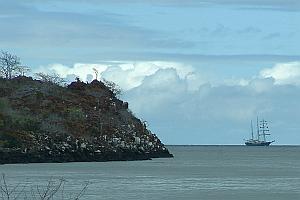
[0,76,173,164]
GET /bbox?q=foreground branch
[0,174,89,200]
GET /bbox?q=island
[0,76,173,164]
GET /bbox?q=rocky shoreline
[0,148,173,164]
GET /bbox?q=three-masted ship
[245,117,275,146]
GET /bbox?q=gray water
[1,145,300,200]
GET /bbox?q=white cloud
[260,62,300,85]
[35,60,300,144]
[124,68,188,113]
[37,61,197,90]
[101,61,195,90]
[248,77,275,93]
[122,61,300,144]
[35,63,108,82]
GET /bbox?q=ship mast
[251,120,254,140]
[260,119,270,142]
[256,117,260,140]
[245,117,274,146]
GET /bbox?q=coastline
[0,148,173,164]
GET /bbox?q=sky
[1,0,300,144]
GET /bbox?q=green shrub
[0,139,9,147]
[2,112,41,132]
[0,98,10,112]
[0,131,31,148]
[67,108,85,122]
[0,132,22,148]
[0,119,4,129]
[40,113,67,135]
[13,115,40,131]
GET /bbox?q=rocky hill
[0,76,173,164]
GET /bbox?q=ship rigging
[245,117,275,146]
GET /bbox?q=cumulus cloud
[122,61,300,144]
[125,72,300,144]
[36,60,300,144]
[124,68,188,113]
[37,61,196,89]
[260,62,300,85]
[248,77,275,93]
[35,63,108,82]
[100,61,195,90]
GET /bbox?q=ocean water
[1,145,300,200]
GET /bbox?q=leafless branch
[0,51,21,79]
[73,181,89,200]
[102,78,122,97]
[0,174,88,200]
[35,72,65,86]
[17,66,30,76]
[0,174,25,200]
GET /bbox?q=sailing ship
[245,117,275,146]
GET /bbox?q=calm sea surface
[1,145,300,200]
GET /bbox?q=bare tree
[35,72,65,85]
[102,78,122,97]
[0,51,21,79]
[17,66,31,76]
[0,174,25,200]
[0,174,89,200]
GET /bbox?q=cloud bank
[37,61,300,144]
[260,62,300,85]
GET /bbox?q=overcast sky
[1,0,300,144]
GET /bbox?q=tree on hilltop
[0,51,21,79]
[17,65,31,76]
[102,78,122,97]
[35,72,65,85]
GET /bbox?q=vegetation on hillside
[0,51,172,163]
